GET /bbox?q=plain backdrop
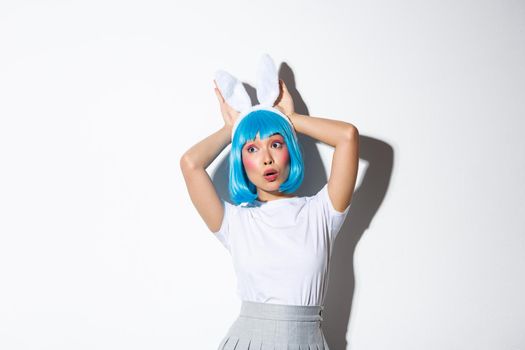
[1,1,524,349]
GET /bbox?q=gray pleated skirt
[217,300,330,350]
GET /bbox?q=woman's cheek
[243,157,257,173]
[277,149,290,165]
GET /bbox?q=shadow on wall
[211,61,394,350]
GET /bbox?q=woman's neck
[256,189,297,202]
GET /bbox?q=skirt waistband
[239,300,324,322]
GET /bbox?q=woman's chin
[256,180,281,192]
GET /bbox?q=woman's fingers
[214,88,223,103]
[280,79,291,97]
[213,80,225,103]
[274,79,294,116]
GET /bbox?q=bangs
[234,110,295,146]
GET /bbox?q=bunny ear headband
[214,53,296,141]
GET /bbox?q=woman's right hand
[214,80,240,131]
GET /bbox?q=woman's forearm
[180,125,232,170]
[288,112,357,147]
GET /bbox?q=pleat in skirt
[217,300,330,350]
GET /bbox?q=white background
[1,1,524,349]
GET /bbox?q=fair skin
[180,79,359,233]
[242,131,295,202]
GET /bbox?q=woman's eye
[245,141,282,153]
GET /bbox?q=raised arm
[275,80,359,212]
[179,126,231,232]
[290,112,358,212]
[179,82,239,233]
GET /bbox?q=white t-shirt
[213,183,351,306]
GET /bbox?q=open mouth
[263,170,279,182]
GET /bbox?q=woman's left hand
[274,79,295,117]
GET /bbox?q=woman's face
[241,132,290,194]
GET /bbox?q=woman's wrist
[285,112,300,135]
[223,123,233,134]
[223,124,234,145]
[287,111,302,123]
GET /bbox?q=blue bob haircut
[229,109,304,205]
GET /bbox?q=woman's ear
[256,53,280,107]
[214,70,252,112]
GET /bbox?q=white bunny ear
[256,53,280,107]
[214,70,252,112]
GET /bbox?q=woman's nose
[264,159,273,165]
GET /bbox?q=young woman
[180,72,359,349]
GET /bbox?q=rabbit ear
[256,53,280,107]
[214,70,252,112]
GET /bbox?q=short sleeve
[313,183,351,241]
[212,200,236,252]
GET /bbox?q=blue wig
[229,110,304,205]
